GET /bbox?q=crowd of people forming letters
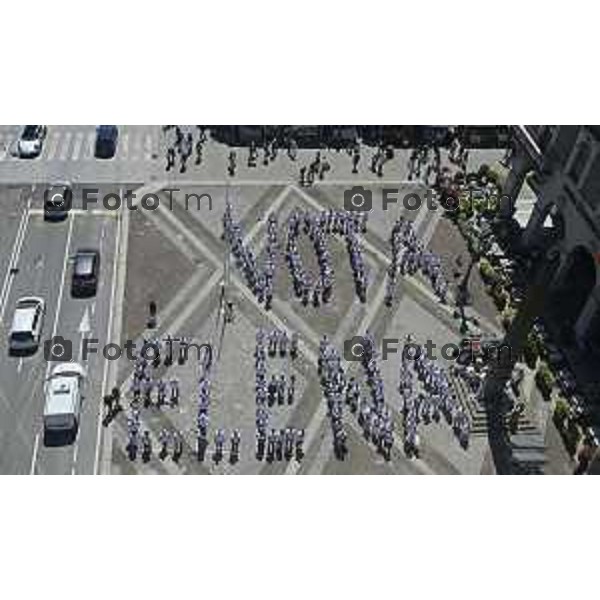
[117,183,475,467]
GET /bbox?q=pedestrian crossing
[0,128,157,163]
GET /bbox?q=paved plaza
[108,175,507,475]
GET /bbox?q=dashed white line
[29,432,40,475]
[93,199,124,474]
[71,439,79,475]
[44,211,75,378]
[0,194,32,321]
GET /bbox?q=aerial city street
[0,124,596,475]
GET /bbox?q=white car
[8,296,45,354]
[43,362,86,436]
[17,125,47,158]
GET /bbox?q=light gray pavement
[108,179,503,475]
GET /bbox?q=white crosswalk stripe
[144,134,154,160]
[83,132,96,160]
[71,131,85,161]
[45,132,61,161]
[132,134,144,162]
[119,133,129,160]
[58,132,73,161]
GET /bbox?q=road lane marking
[144,133,154,160]
[119,134,129,160]
[94,203,125,474]
[132,134,143,162]
[30,431,40,475]
[71,131,84,161]
[0,193,32,321]
[58,131,73,161]
[28,208,117,217]
[17,358,23,373]
[31,211,76,474]
[45,132,61,161]
[83,132,95,160]
[78,307,93,362]
[44,211,75,377]
[71,438,79,475]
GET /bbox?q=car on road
[17,125,47,158]
[71,249,100,297]
[43,182,72,221]
[43,362,85,440]
[95,125,118,158]
[8,296,45,355]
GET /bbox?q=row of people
[319,337,348,459]
[286,208,369,307]
[398,338,470,454]
[353,333,394,460]
[254,330,302,462]
[264,328,300,359]
[256,427,305,462]
[385,216,449,306]
[223,203,278,310]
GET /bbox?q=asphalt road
[0,184,121,474]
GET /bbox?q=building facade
[505,125,600,351]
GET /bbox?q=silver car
[17,125,47,158]
[8,296,45,354]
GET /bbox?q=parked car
[8,296,45,354]
[71,249,100,297]
[17,125,47,158]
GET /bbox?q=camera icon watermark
[44,336,73,362]
[343,336,373,362]
[344,186,372,212]
[43,184,73,216]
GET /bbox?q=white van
[43,363,85,435]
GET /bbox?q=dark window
[22,125,38,140]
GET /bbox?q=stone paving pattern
[111,177,503,474]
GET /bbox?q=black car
[43,183,73,221]
[71,250,100,297]
[94,125,119,158]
